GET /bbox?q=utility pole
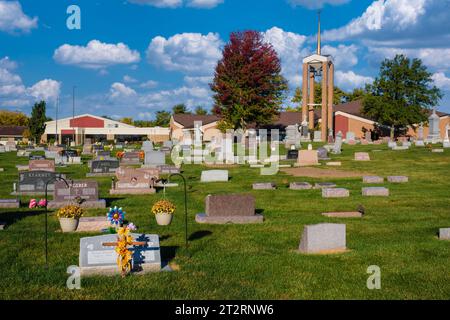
[72,86,76,145]
[55,96,59,145]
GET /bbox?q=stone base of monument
[16,165,29,171]
[195,213,264,224]
[432,149,444,153]
[322,212,362,218]
[0,199,20,208]
[415,141,425,147]
[252,183,276,190]
[110,188,156,195]
[76,217,111,233]
[80,264,161,277]
[363,176,384,184]
[86,172,116,177]
[47,200,106,209]
[326,162,342,166]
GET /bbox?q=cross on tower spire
[317,10,322,55]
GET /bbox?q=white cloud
[138,86,212,110]
[322,44,359,69]
[109,82,137,99]
[0,56,18,70]
[140,80,159,89]
[123,75,138,83]
[0,58,61,108]
[28,79,61,102]
[0,1,38,33]
[54,40,141,69]
[187,0,223,8]
[263,27,308,85]
[335,71,373,91]
[146,32,223,74]
[137,112,153,120]
[184,76,212,86]
[432,73,450,91]
[367,47,450,72]
[288,0,350,9]
[127,0,223,8]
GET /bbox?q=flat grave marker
[299,223,347,254]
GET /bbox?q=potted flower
[151,200,176,226]
[56,205,84,232]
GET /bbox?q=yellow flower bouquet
[56,205,85,219]
[151,200,176,215]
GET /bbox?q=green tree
[0,110,29,126]
[133,120,153,128]
[28,101,47,143]
[154,111,171,127]
[195,106,208,115]
[120,117,134,125]
[172,104,190,115]
[363,54,442,137]
[346,87,366,102]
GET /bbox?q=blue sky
[1,0,449,120]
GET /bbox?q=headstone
[48,180,106,209]
[0,199,20,208]
[362,187,389,197]
[387,176,408,183]
[110,167,159,195]
[88,160,120,176]
[443,124,450,148]
[289,182,312,190]
[17,150,30,157]
[163,141,173,149]
[16,171,65,195]
[96,150,111,158]
[363,176,384,184]
[354,152,370,161]
[157,165,180,175]
[144,151,165,167]
[332,131,343,155]
[365,131,372,142]
[439,228,450,240]
[141,141,154,152]
[426,108,441,143]
[313,131,322,142]
[322,188,349,198]
[121,152,142,165]
[326,162,341,166]
[296,150,319,167]
[287,150,299,160]
[29,160,55,172]
[79,234,161,276]
[196,194,263,224]
[29,154,46,160]
[432,149,444,153]
[252,183,276,190]
[299,223,346,254]
[201,170,229,183]
[317,147,329,160]
[285,125,301,149]
[346,132,355,144]
[44,151,59,159]
[0,145,5,153]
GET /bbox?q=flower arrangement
[29,199,47,209]
[115,227,134,277]
[107,206,126,226]
[56,205,84,219]
[116,151,125,158]
[151,200,176,215]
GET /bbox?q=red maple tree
[210,30,287,130]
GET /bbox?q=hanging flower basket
[56,205,84,232]
[152,200,176,226]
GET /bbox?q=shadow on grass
[103,197,126,207]
[188,230,212,241]
[256,209,265,215]
[0,209,45,225]
[161,246,179,267]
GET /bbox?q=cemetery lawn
[1,145,450,300]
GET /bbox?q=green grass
[0,144,450,300]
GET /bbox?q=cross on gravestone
[101,240,148,277]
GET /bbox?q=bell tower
[301,11,335,142]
